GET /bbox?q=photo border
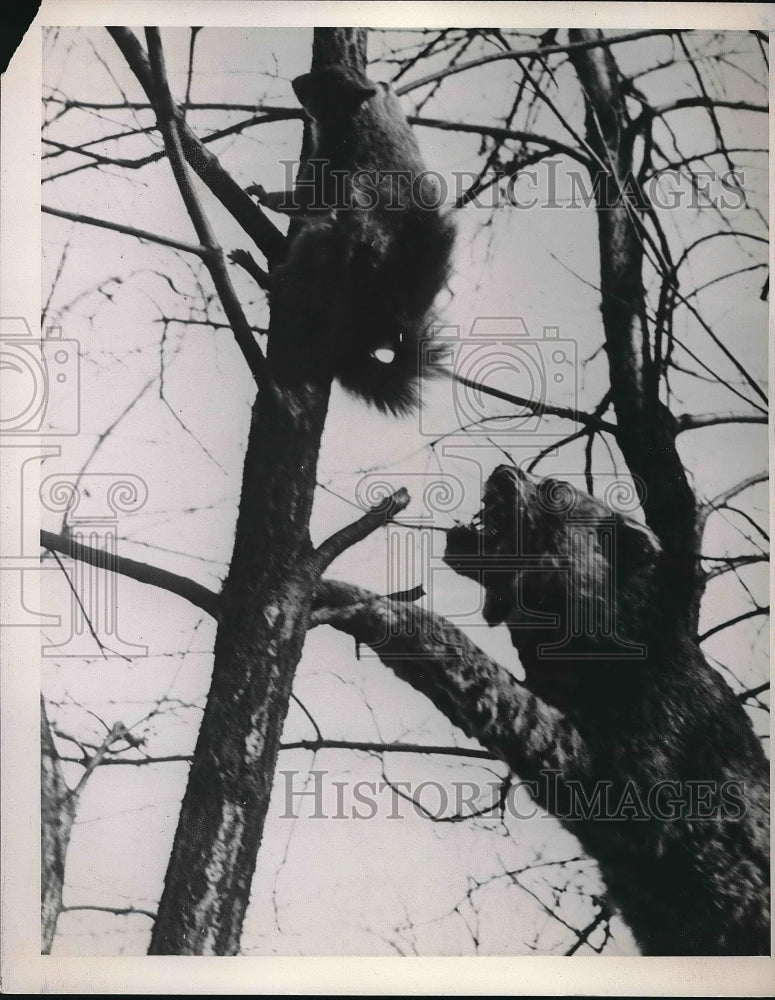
[2,2,772,993]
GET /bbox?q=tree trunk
[567,29,704,631]
[148,28,368,956]
[41,698,76,954]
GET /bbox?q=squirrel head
[292,67,378,122]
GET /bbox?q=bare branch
[676,412,768,433]
[73,722,132,794]
[452,374,618,434]
[565,898,615,955]
[43,110,302,184]
[527,426,591,472]
[281,738,498,761]
[673,230,768,274]
[705,554,769,581]
[697,606,769,643]
[42,204,206,257]
[143,27,268,387]
[62,904,157,920]
[408,115,590,166]
[183,27,201,113]
[717,505,769,543]
[40,529,220,619]
[395,30,676,97]
[289,692,322,741]
[59,738,498,766]
[107,27,286,264]
[651,97,768,118]
[670,286,768,409]
[315,488,411,571]
[738,682,770,703]
[699,471,769,525]
[59,753,193,766]
[43,96,300,113]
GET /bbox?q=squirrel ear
[334,74,377,110]
[347,79,378,102]
[291,72,314,106]
[292,70,377,112]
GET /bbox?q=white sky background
[26,15,771,966]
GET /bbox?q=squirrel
[243,66,456,415]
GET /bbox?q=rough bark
[314,575,770,956]
[148,389,328,955]
[148,29,368,956]
[312,581,590,784]
[41,698,77,954]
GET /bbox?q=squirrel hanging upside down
[238,66,456,415]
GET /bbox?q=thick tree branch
[314,488,411,571]
[312,579,590,786]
